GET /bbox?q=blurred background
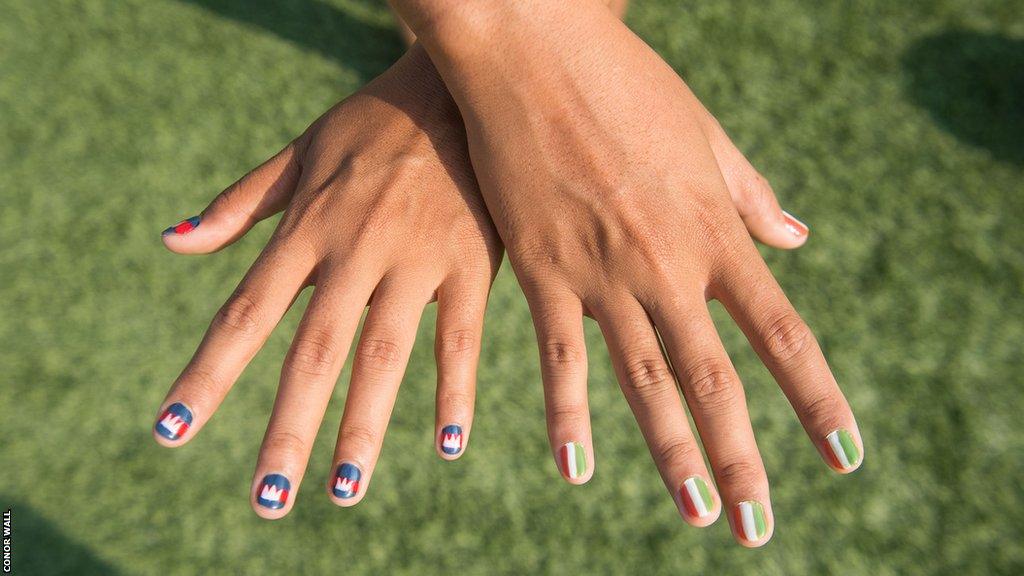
[2,0,1022,574]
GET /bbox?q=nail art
[440,424,463,455]
[679,476,714,520]
[782,211,808,237]
[332,463,362,499]
[256,474,290,510]
[559,442,587,480]
[154,402,193,441]
[162,215,201,236]
[734,500,768,543]
[825,429,861,471]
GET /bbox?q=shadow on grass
[178,0,405,82]
[1,498,119,575]
[903,30,1024,164]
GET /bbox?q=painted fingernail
[256,474,291,510]
[782,211,808,237]
[559,441,587,480]
[734,500,768,544]
[825,428,861,472]
[332,463,362,499]
[679,476,715,520]
[154,402,192,441]
[162,215,201,236]
[440,424,464,456]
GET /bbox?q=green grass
[2,0,1022,574]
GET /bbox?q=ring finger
[594,296,720,527]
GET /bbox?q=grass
[2,0,1022,574]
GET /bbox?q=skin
[155,1,845,539]
[154,46,502,518]
[389,0,862,547]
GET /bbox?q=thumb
[702,116,809,249]
[161,140,302,254]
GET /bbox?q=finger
[714,259,863,474]
[524,284,593,485]
[648,293,773,547]
[152,237,312,447]
[594,297,719,527]
[433,274,490,460]
[701,114,808,249]
[161,140,302,254]
[250,269,374,519]
[328,279,427,506]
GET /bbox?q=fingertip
[152,431,189,448]
[823,428,864,474]
[160,215,217,255]
[437,424,467,461]
[730,500,773,548]
[253,473,294,519]
[556,441,593,485]
[253,504,291,521]
[328,493,365,508]
[153,401,195,447]
[780,211,810,245]
[680,506,721,529]
[677,475,721,527]
[327,462,366,507]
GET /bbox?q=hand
[152,45,502,518]
[395,0,861,546]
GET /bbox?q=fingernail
[734,500,768,544]
[332,463,362,499]
[679,476,715,520]
[162,215,201,236]
[154,402,193,441]
[440,424,464,456]
[825,428,861,472]
[782,211,808,237]
[559,441,587,480]
[256,474,291,510]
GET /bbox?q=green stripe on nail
[695,477,713,510]
[752,502,766,538]
[837,429,861,467]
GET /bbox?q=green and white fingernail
[559,441,587,480]
[679,476,715,520]
[734,500,768,544]
[825,429,861,472]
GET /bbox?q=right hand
[395,0,860,547]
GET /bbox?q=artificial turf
[2,0,1022,574]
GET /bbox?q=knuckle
[182,365,222,401]
[622,355,676,400]
[437,390,474,410]
[685,361,739,412]
[214,291,264,338]
[546,404,588,430]
[741,176,775,215]
[761,312,813,365]
[339,422,378,451]
[355,338,403,372]
[436,329,477,361]
[654,437,699,467]
[800,392,844,429]
[541,341,585,368]
[262,429,307,460]
[286,328,339,378]
[690,202,741,255]
[715,460,763,490]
